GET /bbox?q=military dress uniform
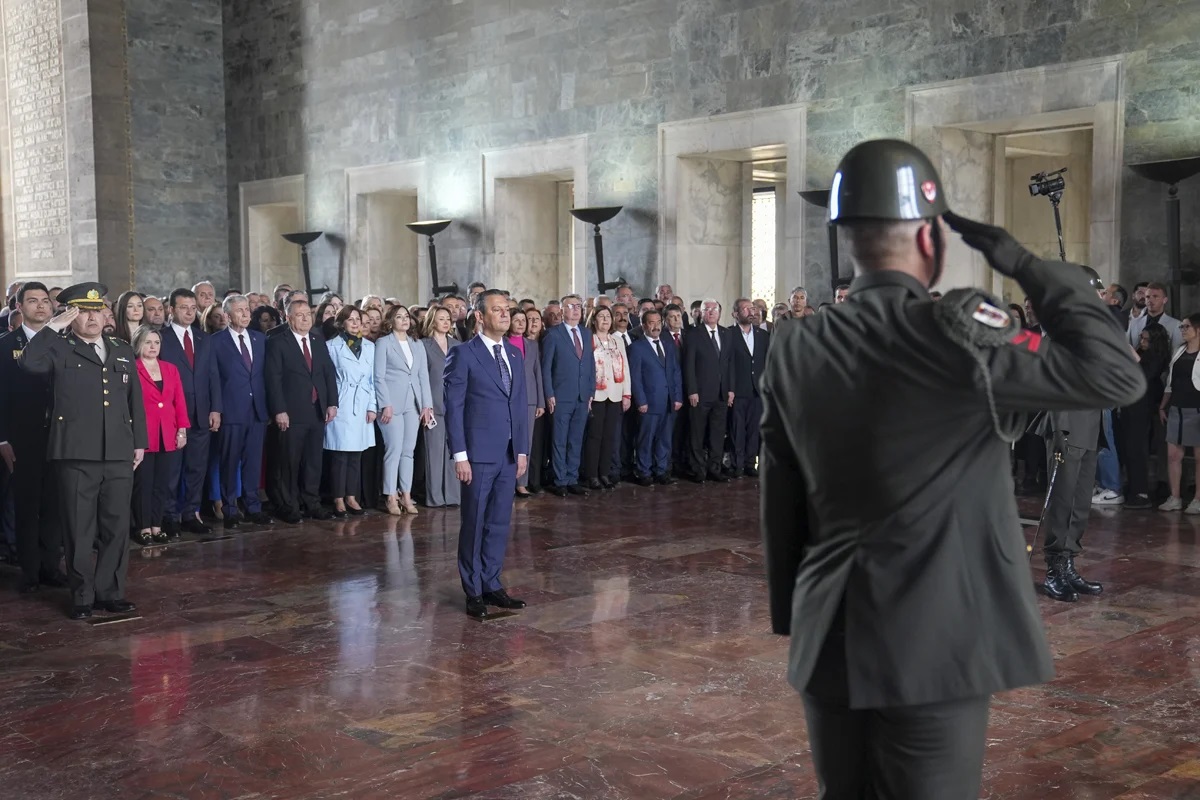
[0,324,62,591]
[19,284,148,617]
[761,140,1146,798]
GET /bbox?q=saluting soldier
[20,283,148,620]
[0,281,66,594]
[760,140,1146,798]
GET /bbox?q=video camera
[1029,168,1067,198]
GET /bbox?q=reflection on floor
[1,481,1199,799]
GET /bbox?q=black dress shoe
[482,589,527,609]
[548,486,569,498]
[152,531,170,544]
[18,580,39,595]
[707,471,729,483]
[131,531,153,546]
[39,571,68,588]
[93,599,136,613]
[466,596,488,619]
[598,477,614,490]
[224,513,241,530]
[69,605,92,620]
[162,518,182,538]
[181,518,212,535]
[306,509,335,521]
[329,509,347,520]
[1063,554,1103,595]
[654,474,676,486]
[688,474,706,484]
[278,511,303,525]
[743,467,758,478]
[635,474,654,487]
[1042,555,1079,602]
[567,484,590,496]
[247,511,275,525]
[346,506,366,516]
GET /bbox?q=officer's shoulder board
[932,288,1041,353]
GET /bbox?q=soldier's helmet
[1081,266,1106,292]
[829,139,950,225]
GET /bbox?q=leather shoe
[482,589,527,609]
[1063,554,1103,595]
[307,508,335,521]
[247,511,274,525]
[181,518,212,535]
[587,478,602,490]
[18,580,39,595]
[346,506,366,516]
[743,467,758,478]
[93,599,136,613]
[162,518,182,538]
[654,474,676,486]
[466,596,488,619]
[567,484,590,496]
[635,474,654,487]
[1042,555,1078,602]
[39,571,68,588]
[278,511,303,525]
[707,471,729,483]
[224,513,241,530]
[548,486,569,498]
[68,605,92,620]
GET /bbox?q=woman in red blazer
[132,327,190,545]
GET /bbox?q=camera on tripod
[1029,168,1067,198]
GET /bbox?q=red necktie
[302,336,317,402]
[183,329,194,369]
[673,332,680,348]
[572,327,583,359]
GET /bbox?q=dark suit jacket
[265,328,339,421]
[541,323,595,404]
[0,327,53,446]
[730,325,770,398]
[760,263,1146,709]
[683,325,735,402]
[158,324,221,424]
[628,336,682,412]
[444,336,529,463]
[20,330,149,461]
[213,328,268,425]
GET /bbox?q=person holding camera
[761,139,1145,798]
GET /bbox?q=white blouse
[398,338,413,368]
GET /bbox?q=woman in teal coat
[324,306,377,517]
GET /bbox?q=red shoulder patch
[1011,329,1042,353]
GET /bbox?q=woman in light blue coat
[324,306,377,517]
[375,305,433,515]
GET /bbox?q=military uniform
[19,284,148,616]
[0,324,61,590]
[761,140,1146,798]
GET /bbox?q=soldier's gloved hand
[944,212,1037,278]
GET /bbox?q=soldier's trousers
[56,459,133,606]
[1043,443,1097,557]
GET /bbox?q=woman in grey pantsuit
[507,311,544,497]
[375,305,433,516]
[419,306,460,508]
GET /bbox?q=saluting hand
[47,305,79,333]
[943,212,1035,278]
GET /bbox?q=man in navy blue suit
[445,289,529,619]
[540,293,594,497]
[212,295,273,528]
[629,309,683,485]
[158,288,222,536]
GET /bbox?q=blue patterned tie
[494,344,511,395]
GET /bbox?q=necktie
[238,333,252,370]
[673,332,680,348]
[302,336,317,402]
[93,342,103,362]
[572,327,583,359]
[654,339,665,367]
[710,329,720,352]
[494,344,511,395]
[183,329,194,369]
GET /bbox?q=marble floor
[1,479,1199,799]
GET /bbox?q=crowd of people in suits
[0,275,844,618]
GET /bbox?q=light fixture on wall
[1127,157,1200,312]
[281,231,328,302]
[569,206,625,294]
[798,189,844,295]
[406,220,459,296]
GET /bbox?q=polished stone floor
[1,479,1199,799]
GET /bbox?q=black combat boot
[1042,554,1079,602]
[1062,553,1103,595]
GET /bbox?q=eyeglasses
[563,303,583,310]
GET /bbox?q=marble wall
[213,0,1200,304]
[677,158,743,305]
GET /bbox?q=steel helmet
[1081,265,1105,292]
[829,139,950,224]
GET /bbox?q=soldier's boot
[1042,554,1079,602]
[1063,554,1103,595]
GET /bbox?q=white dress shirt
[229,326,252,363]
[169,322,191,349]
[20,324,38,343]
[292,330,312,353]
[739,324,755,356]
[705,324,722,351]
[454,333,521,463]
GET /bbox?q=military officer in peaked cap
[20,282,147,620]
[760,139,1145,797]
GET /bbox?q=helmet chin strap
[928,219,945,289]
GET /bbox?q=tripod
[1048,191,1066,262]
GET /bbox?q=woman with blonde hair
[375,304,433,515]
[419,305,460,507]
